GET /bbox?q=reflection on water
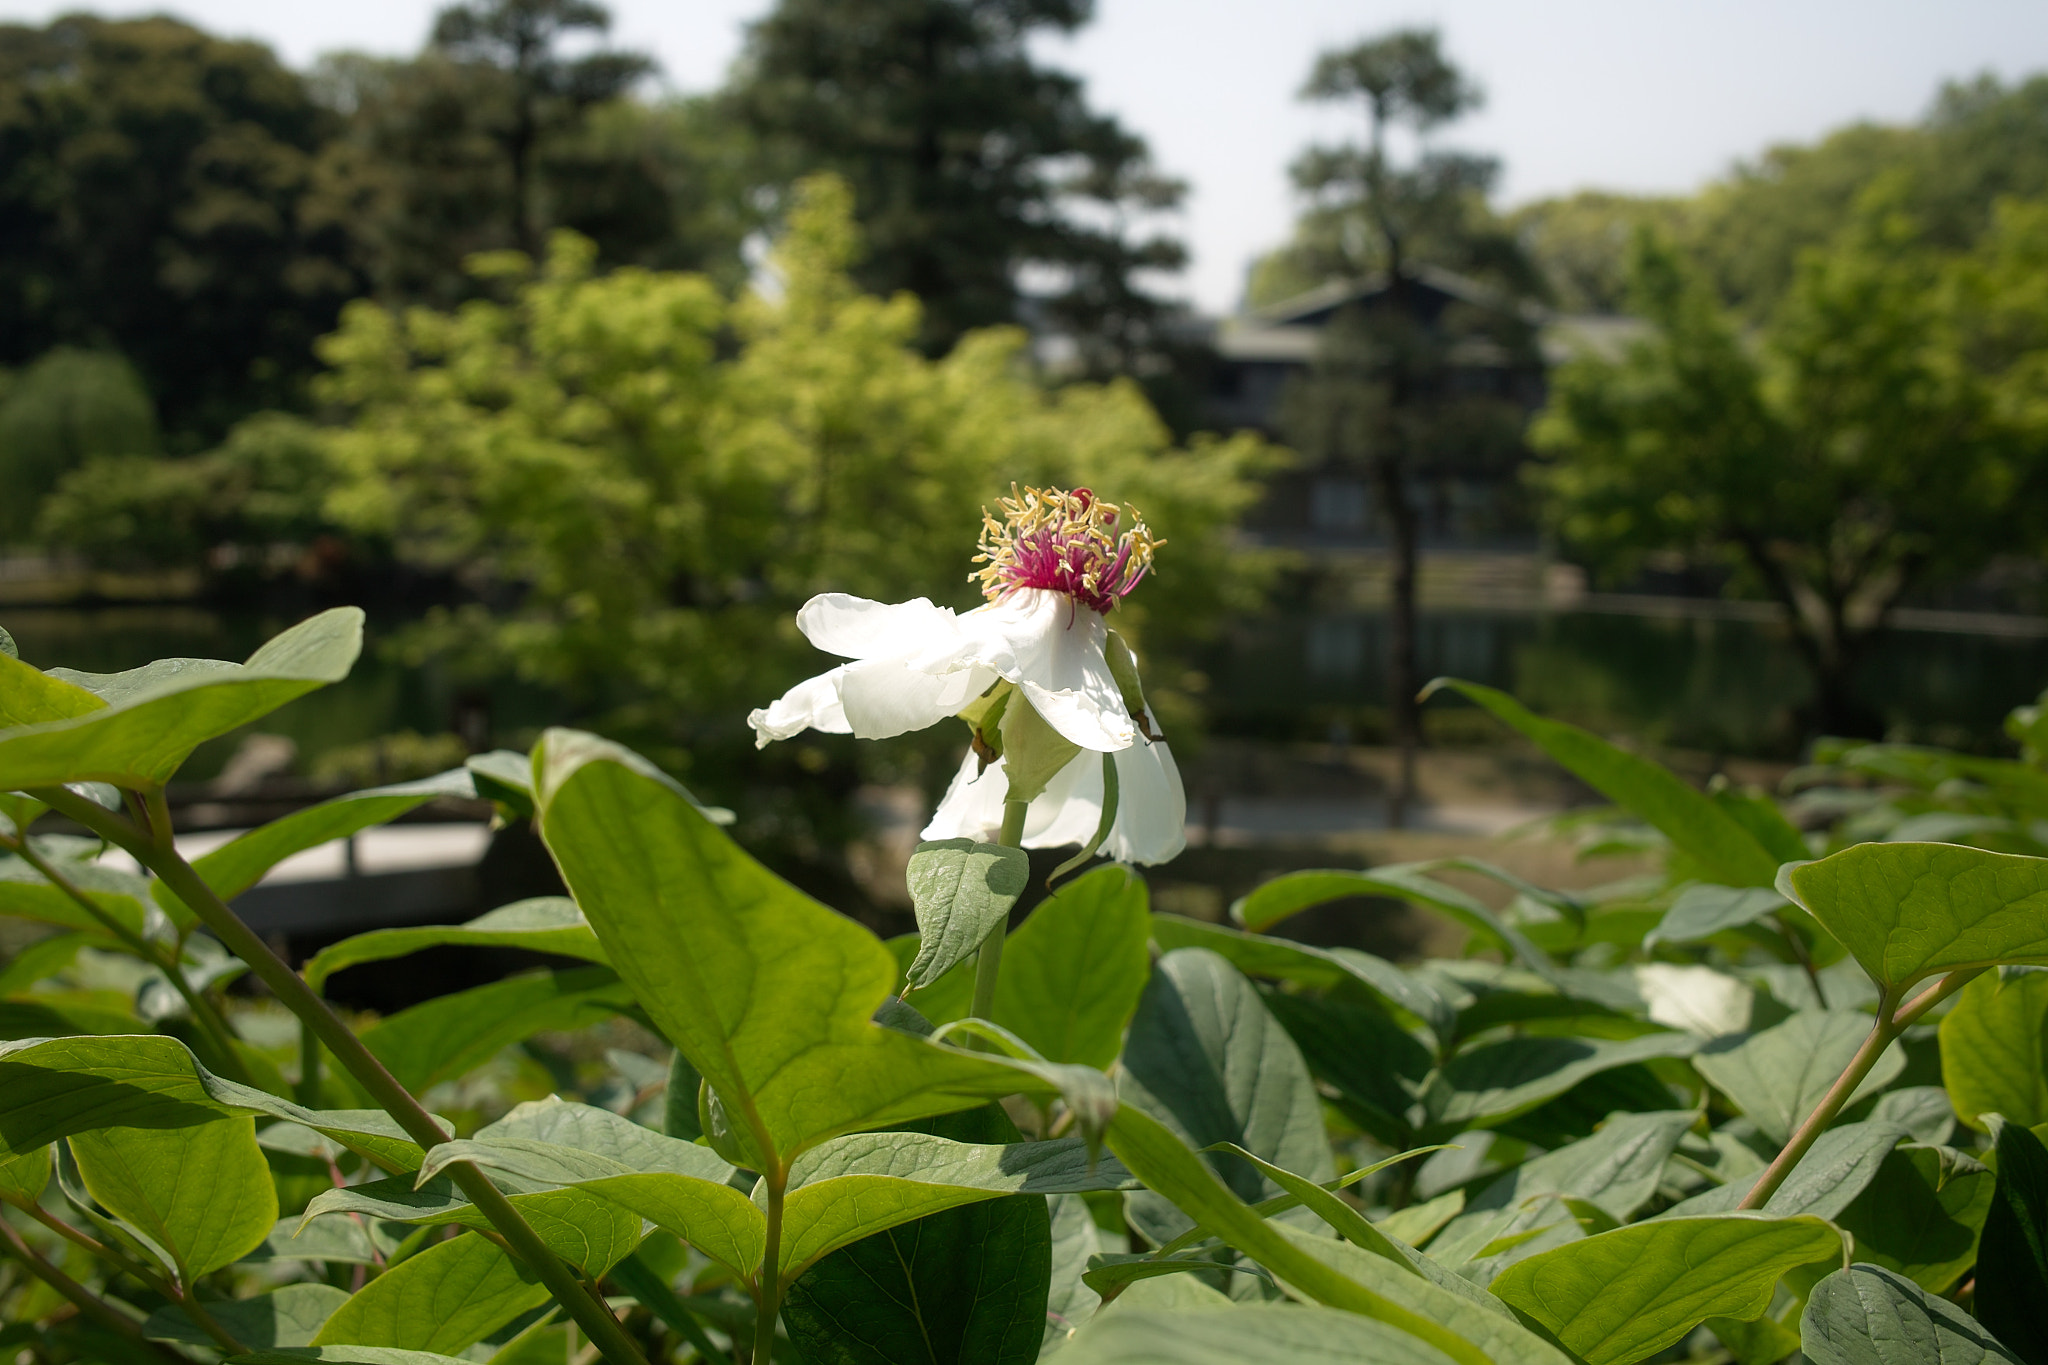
[9,602,2047,766]
[1211,609,2048,755]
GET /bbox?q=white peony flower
[747,486,1187,865]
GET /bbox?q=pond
[8,600,2048,776]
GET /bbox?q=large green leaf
[1149,913,1451,1040]
[1490,1215,1846,1365]
[153,768,476,926]
[1427,1110,1698,1278]
[1662,1121,1910,1219]
[992,865,1150,1068]
[1695,1010,1907,1144]
[776,1129,1129,1277]
[780,1104,1052,1365]
[302,899,608,994]
[532,729,1061,1169]
[311,1231,553,1355]
[1424,679,1782,887]
[1262,991,1431,1147]
[1647,885,1790,948]
[1781,843,2048,990]
[1058,1302,1467,1365]
[0,608,363,790]
[1802,1263,2022,1365]
[1267,1223,1580,1365]
[70,1115,278,1278]
[1941,969,2048,1130]
[1099,1103,1492,1365]
[1832,1145,1994,1294]
[1976,1117,2048,1365]
[1231,863,1556,976]
[144,1283,347,1349]
[232,1350,474,1365]
[1117,948,1332,1242]
[303,1178,642,1279]
[0,652,105,730]
[0,1034,428,1170]
[904,839,1029,988]
[357,966,636,1096]
[1420,1030,1699,1133]
[1044,1192,1102,1353]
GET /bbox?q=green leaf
[1490,1215,1846,1365]
[1780,843,2048,990]
[1117,948,1332,1243]
[1058,1301,1467,1365]
[1662,1121,1910,1218]
[231,1350,474,1365]
[393,1120,762,1277]
[1423,679,1783,887]
[1975,1117,2048,1364]
[0,993,144,1040]
[0,608,363,790]
[465,749,537,819]
[70,1115,278,1278]
[992,865,1150,1068]
[311,1231,553,1355]
[777,1129,1130,1277]
[0,1034,429,1171]
[1941,969,2048,1130]
[145,1283,347,1349]
[0,856,150,940]
[1648,885,1790,948]
[1231,864,1557,977]
[531,729,1064,1168]
[1099,1104,1494,1365]
[243,1211,398,1266]
[1262,991,1431,1147]
[1149,913,1451,1040]
[302,898,607,994]
[1832,1145,1994,1294]
[1421,1031,1699,1132]
[0,1144,49,1201]
[1695,1010,1907,1145]
[1802,1263,2022,1365]
[999,691,1084,804]
[155,768,476,926]
[0,652,105,729]
[304,1179,642,1277]
[904,839,1029,988]
[780,1104,1053,1365]
[357,966,635,1096]
[1044,1192,1102,1353]
[1427,1110,1699,1278]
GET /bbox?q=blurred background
[3,0,2048,954]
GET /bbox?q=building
[1204,270,1643,552]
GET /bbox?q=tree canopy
[727,0,1187,367]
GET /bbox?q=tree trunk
[1377,451,1420,827]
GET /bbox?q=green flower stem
[970,799,1031,1023]
[0,1214,187,1363]
[4,834,248,1084]
[1736,967,1981,1211]
[31,785,654,1365]
[754,1177,786,1365]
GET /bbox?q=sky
[5,0,2046,313]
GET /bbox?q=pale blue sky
[5,0,2045,311]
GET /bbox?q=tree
[1531,194,2044,735]
[1277,28,1541,820]
[726,0,1187,367]
[315,175,1275,772]
[429,0,654,257]
[0,349,158,543]
[0,16,355,437]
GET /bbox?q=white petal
[1103,739,1187,865]
[921,749,1008,842]
[952,589,1134,752]
[920,739,1188,866]
[797,593,961,659]
[747,667,852,748]
[837,657,997,741]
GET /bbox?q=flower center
[972,484,1160,614]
